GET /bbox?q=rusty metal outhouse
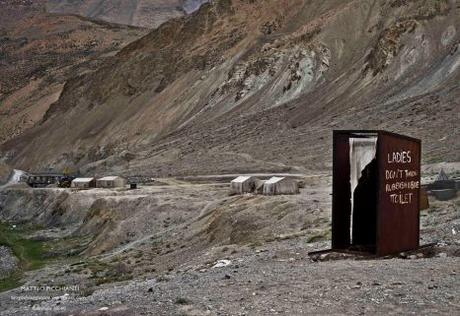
[331,130,421,256]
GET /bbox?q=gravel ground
[0,246,18,280]
[1,239,458,315]
[0,177,458,315]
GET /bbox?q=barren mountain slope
[0,0,45,29]
[1,0,459,176]
[0,1,146,147]
[46,0,209,28]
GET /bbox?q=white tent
[71,177,95,189]
[230,176,257,194]
[263,177,299,195]
[436,169,449,181]
[96,176,126,188]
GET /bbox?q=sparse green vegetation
[84,259,133,286]
[0,223,49,269]
[0,274,23,293]
[0,223,87,292]
[307,230,331,243]
[0,222,50,292]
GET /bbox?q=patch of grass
[307,230,331,243]
[47,234,91,258]
[85,259,134,286]
[94,273,133,286]
[0,222,52,292]
[307,234,325,243]
[86,259,111,276]
[0,223,50,268]
[0,273,23,293]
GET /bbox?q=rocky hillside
[0,0,146,152]
[1,0,459,176]
[46,0,209,28]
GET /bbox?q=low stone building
[230,176,257,195]
[263,177,299,195]
[96,176,127,188]
[71,177,96,189]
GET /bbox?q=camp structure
[427,169,456,190]
[96,176,127,188]
[71,177,96,189]
[255,178,267,194]
[436,169,449,181]
[26,173,65,188]
[230,176,257,195]
[263,177,299,195]
[425,169,457,201]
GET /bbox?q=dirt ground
[0,172,458,315]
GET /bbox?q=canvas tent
[255,178,267,194]
[263,177,299,195]
[96,176,126,188]
[436,169,449,181]
[71,177,96,189]
[427,169,456,191]
[230,176,257,194]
